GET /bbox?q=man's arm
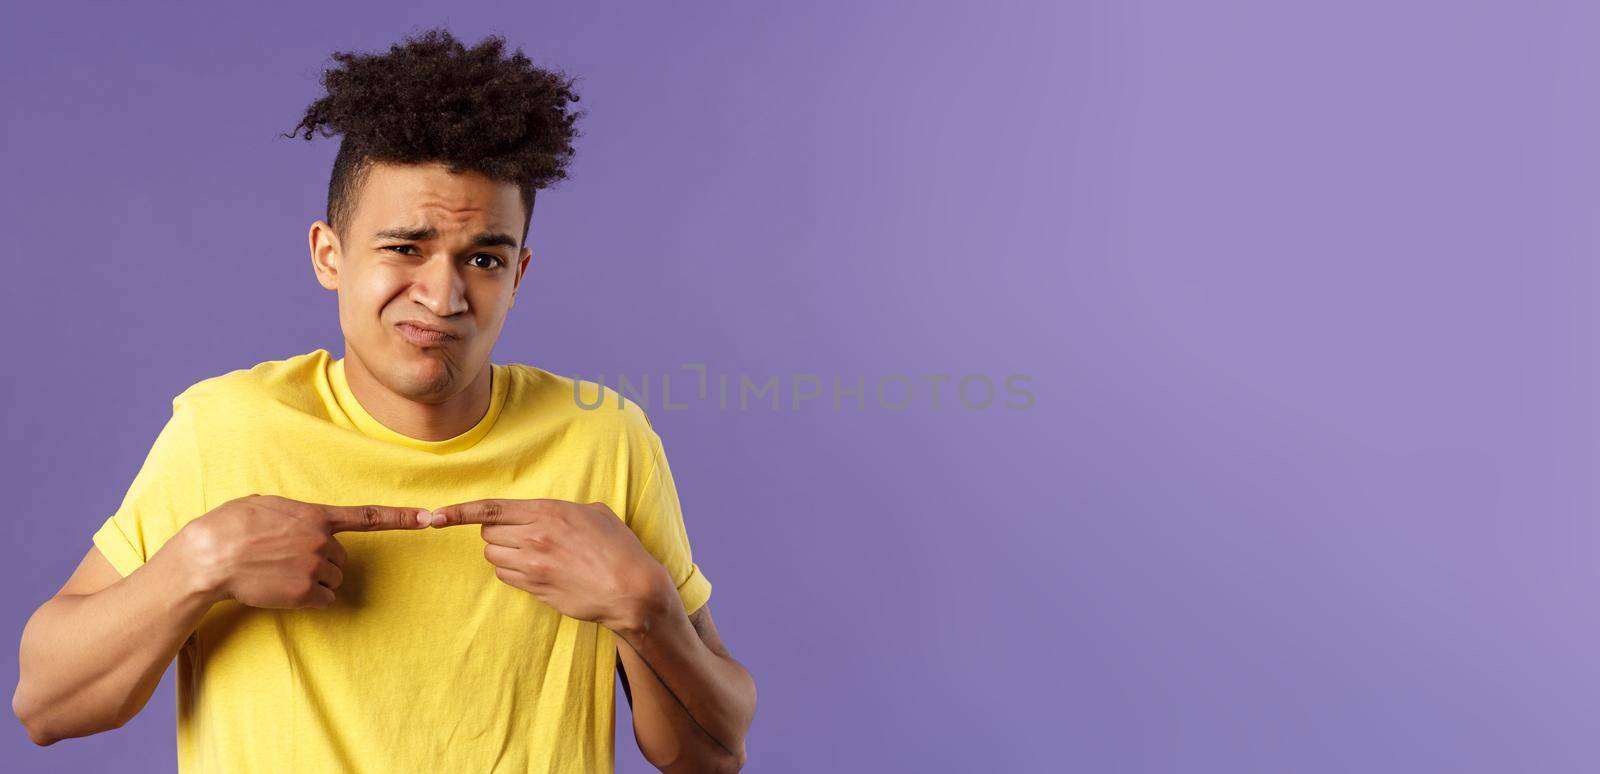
[12,541,217,745]
[615,591,757,773]
[13,497,425,746]
[422,497,758,771]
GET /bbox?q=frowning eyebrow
[373,226,518,249]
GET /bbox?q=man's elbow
[14,698,62,747]
[15,712,127,748]
[13,684,54,746]
[707,740,748,774]
[22,721,62,748]
[661,742,746,774]
[675,750,745,774]
[13,684,127,747]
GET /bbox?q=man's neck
[340,346,492,442]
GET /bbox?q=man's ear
[310,220,341,291]
[511,247,532,299]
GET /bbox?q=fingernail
[416,510,432,527]
[429,512,447,526]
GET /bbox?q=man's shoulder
[504,362,659,439]
[174,348,331,412]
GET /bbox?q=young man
[11,28,755,773]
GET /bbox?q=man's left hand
[422,498,667,632]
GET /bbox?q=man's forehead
[358,164,522,234]
[370,211,515,238]
[373,222,520,249]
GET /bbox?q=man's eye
[383,245,502,269]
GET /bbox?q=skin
[12,162,756,771]
[308,161,532,442]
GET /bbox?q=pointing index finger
[322,504,433,533]
[427,499,531,527]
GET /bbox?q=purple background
[4,1,1597,771]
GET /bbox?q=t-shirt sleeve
[625,429,712,616]
[92,394,205,578]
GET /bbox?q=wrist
[163,520,231,606]
[610,561,676,641]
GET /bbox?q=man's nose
[408,254,469,317]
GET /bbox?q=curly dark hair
[282,27,584,247]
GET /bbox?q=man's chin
[380,346,456,390]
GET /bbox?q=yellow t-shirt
[91,348,711,773]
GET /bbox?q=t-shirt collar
[326,355,507,455]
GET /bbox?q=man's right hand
[174,494,430,609]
